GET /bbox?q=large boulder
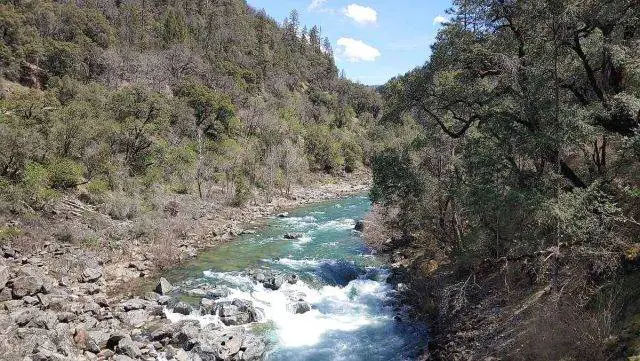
[75,329,109,353]
[171,320,202,351]
[11,266,45,298]
[263,274,285,290]
[214,299,259,326]
[155,277,173,295]
[115,337,142,359]
[287,301,311,314]
[80,266,103,283]
[173,301,192,315]
[355,220,365,231]
[203,327,245,360]
[204,286,229,300]
[240,333,268,360]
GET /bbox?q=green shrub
[0,226,22,244]
[47,158,85,189]
[233,176,252,206]
[22,161,59,210]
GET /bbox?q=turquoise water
[165,195,428,360]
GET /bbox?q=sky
[245,0,453,85]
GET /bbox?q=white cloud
[308,0,329,11]
[336,37,381,62]
[342,4,377,25]
[433,15,448,25]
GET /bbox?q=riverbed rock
[284,232,303,240]
[205,327,245,360]
[122,298,151,311]
[155,278,173,295]
[276,212,289,218]
[173,302,192,315]
[204,286,229,300]
[240,333,268,360]
[214,299,259,326]
[287,301,311,314]
[115,337,142,358]
[355,219,365,231]
[286,274,299,284]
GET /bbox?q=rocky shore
[0,172,371,360]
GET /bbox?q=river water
[164,195,428,360]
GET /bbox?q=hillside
[367,0,640,360]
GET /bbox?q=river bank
[0,172,372,360]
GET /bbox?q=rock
[155,278,173,295]
[286,274,299,284]
[206,327,245,360]
[200,298,216,315]
[11,266,45,298]
[157,296,171,305]
[355,219,365,231]
[11,307,39,326]
[115,337,142,358]
[214,299,259,326]
[23,295,39,305]
[173,302,192,315]
[277,212,289,218]
[31,310,57,329]
[129,261,147,272]
[3,299,24,311]
[0,286,12,301]
[240,334,267,360]
[83,330,109,353]
[287,301,311,314]
[262,274,285,291]
[171,321,201,351]
[284,232,303,240]
[204,286,229,300]
[0,264,8,289]
[122,298,150,311]
[80,267,102,283]
[57,312,77,323]
[119,309,150,328]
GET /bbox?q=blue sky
[245,0,453,85]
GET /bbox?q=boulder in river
[287,301,311,314]
[214,299,259,326]
[355,220,365,231]
[263,274,285,290]
[155,277,173,295]
[173,302,193,315]
[276,212,289,218]
[205,286,230,299]
[284,232,303,240]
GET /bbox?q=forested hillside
[0,0,381,215]
[369,0,640,359]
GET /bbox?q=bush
[47,158,85,189]
[233,176,252,206]
[21,161,59,210]
[104,192,140,220]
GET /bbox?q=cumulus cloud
[336,37,381,62]
[308,0,330,11]
[433,15,448,25]
[343,4,377,25]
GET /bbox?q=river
[162,195,428,360]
